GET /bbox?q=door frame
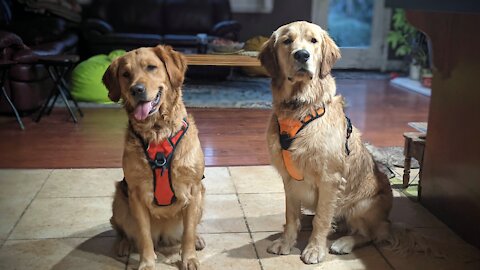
[311,0,391,70]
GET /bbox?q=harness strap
[278,107,326,181]
[277,106,353,181]
[129,119,189,206]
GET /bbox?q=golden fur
[259,21,429,264]
[103,45,205,270]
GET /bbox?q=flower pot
[421,74,432,88]
[409,63,421,80]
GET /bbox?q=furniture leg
[403,136,412,188]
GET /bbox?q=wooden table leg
[403,136,412,188]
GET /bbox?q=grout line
[373,243,396,270]
[7,235,118,241]
[35,195,114,199]
[4,169,54,243]
[228,167,265,270]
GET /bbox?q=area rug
[366,143,420,200]
[62,71,388,109]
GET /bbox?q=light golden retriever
[259,21,428,264]
[103,45,205,270]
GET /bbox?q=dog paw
[195,235,206,251]
[267,238,294,255]
[138,260,155,270]
[301,243,326,264]
[181,256,200,270]
[116,238,130,257]
[330,236,355,255]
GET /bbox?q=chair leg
[1,85,25,130]
[60,74,83,117]
[35,86,56,123]
[58,87,78,123]
[45,93,59,115]
[403,137,412,188]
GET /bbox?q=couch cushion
[30,33,78,56]
[107,0,165,34]
[164,0,214,34]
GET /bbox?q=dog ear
[319,31,341,78]
[102,59,121,102]
[259,35,280,80]
[154,45,187,89]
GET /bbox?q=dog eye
[311,38,318,44]
[122,71,130,78]
[147,65,157,71]
[283,38,293,45]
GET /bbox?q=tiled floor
[0,167,479,270]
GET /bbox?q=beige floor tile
[38,168,123,198]
[390,190,446,228]
[238,193,285,232]
[253,232,392,270]
[127,233,261,270]
[229,165,284,193]
[203,167,236,194]
[9,197,114,239]
[0,236,126,270]
[377,227,480,270]
[0,169,51,240]
[198,194,248,233]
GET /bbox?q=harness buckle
[279,132,294,150]
[151,152,167,169]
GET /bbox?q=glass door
[311,0,390,69]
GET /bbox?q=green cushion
[71,50,126,103]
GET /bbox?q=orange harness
[277,107,352,181]
[127,119,189,206]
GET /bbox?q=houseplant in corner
[387,9,427,80]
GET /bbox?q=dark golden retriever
[259,21,430,264]
[103,45,205,270]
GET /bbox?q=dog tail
[376,222,444,258]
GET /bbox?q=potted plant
[387,9,427,80]
[421,68,433,88]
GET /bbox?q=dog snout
[294,49,310,63]
[130,83,147,99]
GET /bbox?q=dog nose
[294,50,310,63]
[130,83,146,96]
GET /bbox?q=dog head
[102,45,187,122]
[259,21,341,85]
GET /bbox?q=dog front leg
[130,192,156,270]
[268,190,301,255]
[301,176,340,264]
[181,184,202,270]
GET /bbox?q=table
[386,0,480,248]
[183,54,261,67]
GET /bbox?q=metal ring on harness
[152,152,167,168]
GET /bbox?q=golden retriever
[103,45,205,270]
[259,21,428,264]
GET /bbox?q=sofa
[0,1,79,114]
[81,0,241,56]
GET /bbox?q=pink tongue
[133,101,153,121]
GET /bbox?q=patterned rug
[65,71,389,109]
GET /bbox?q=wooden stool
[35,55,83,123]
[403,132,426,196]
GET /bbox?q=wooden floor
[0,79,429,168]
